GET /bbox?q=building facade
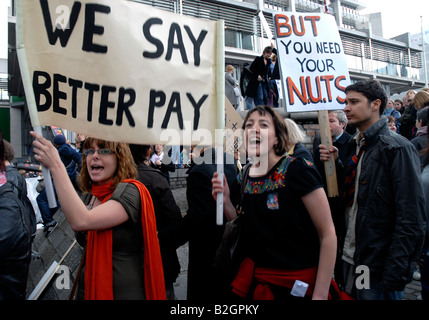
[4,0,426,162]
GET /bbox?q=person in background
[240,62,254,110]
[383,99,401,133]
[284,118,313,162]
[225,65,240,110]
[268,53,280,108]
[76,134,86,154]
[399,90,417,140]
[313,110,352,175]
[0,131,32,300]
[129,144,183,300]
[245,46,273,107]
[411,107,429,170]
[319,80,426,300]
[3,140,36,240]
[30,132,166,300]
[418,109,429,300]
[386,115,397,132]
[212,106,337,300]
[413,90,429,111]
[313,110,353,239]
[150,145,175,185]
[53,134,82,190]
[159,145,237,300]
[170,145,183,169]
[394,99,404,114]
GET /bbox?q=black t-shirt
[231,156,323,270]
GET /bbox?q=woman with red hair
[31,132,165,300]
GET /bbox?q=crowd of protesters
[1,79,428,302]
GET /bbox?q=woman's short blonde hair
[271,53,277,62]
[226,65,234,72]
[413,90,429,110]
[79,138,137,193]
[284,118,305,146]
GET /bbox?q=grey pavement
[170,187,189,300]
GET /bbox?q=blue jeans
[245,96,253,110]
[343,261,404,300]
[254,82,268,106]
[37,182,60,225]
[171,145,182,166]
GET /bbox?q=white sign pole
[16,0,56,208]
[216,20,225,226]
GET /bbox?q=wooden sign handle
[317,110,339,197]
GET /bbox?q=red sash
[231,257,317,299]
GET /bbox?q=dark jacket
[159,148,237,300]
[6,165,37,238]
[240,63,252,97]
[313,130,353,180]
[336,118,426,291]
[135,165,182,285]
[270,61,280,80]
[398,105,417,140]
[410,131,428,169]
[289,142,314,162]
[245,55,271,98]
[0,181,32,299]
[57,143,82,182]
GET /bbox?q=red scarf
[84,179,166,300]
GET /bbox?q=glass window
[241,32,254,51]
[225,29,237,48]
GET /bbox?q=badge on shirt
[267,192,279,210]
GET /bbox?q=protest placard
[225,97,244,167]
[274,13,350,113]
[274,13,351,196]
[16,0,224,146]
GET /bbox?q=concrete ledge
[170,168,189,189]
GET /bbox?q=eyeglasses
[83,149,114,156]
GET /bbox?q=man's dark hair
[417,107,429,127]
[263,46,273,54]
[129,144,152,165]
[345,80,388,115]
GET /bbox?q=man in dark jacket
[313,109,352,177]
[53,134,82,189]
[313,110,352,238]
[3,140,37,239]
[319,80,426,300]
[159,146,237,300]
[410,107,428,169]
[0,133,32,300]
[245,46,273,107]
[398,90,417,140]
[129,144,183,300]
